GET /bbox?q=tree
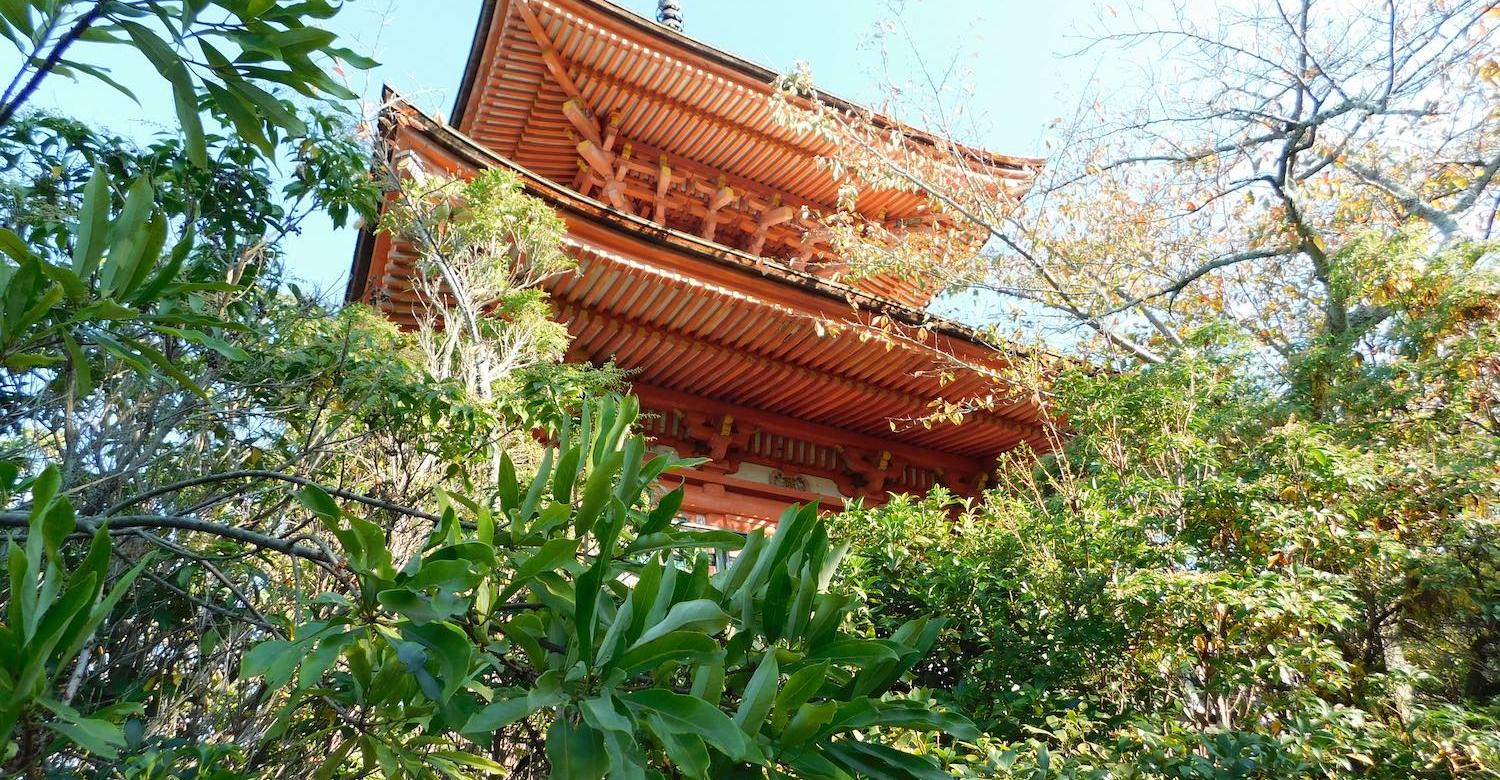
[0,4,976,775]
[239,395,976,779]
[783,2,1500,777]
[833,237,1500,776]
[0,1,380,773]
[773,0,1499,368]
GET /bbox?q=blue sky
[8,0,1103,302]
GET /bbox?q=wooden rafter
[513,0,585,100]
[561,302,1035,442]
[653,157,673,223]
[699,180,735,241]
[506,0,970,307]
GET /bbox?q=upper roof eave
[448,0,1044,175]
[361,89,1052,364]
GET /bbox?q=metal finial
[656,0,682,30]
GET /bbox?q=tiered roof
[450,0,1040,307]
[349,0,1052,512]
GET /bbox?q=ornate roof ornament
[656,0,682,30]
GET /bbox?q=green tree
[0,5,973,777]
[834,237,1500,778]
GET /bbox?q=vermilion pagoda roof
[348,0,1053,513]
[447,0,1041,308]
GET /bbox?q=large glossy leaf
[499,537,579,601]
[611,630,718,675]
[734,649,778,734]
[631,599,731,649]
[403,621,471,700]
[120,22,206,167]
[821,740,949,780]
[864,700,980,741]
[545,718,608,780]
[621,688,762,765]
[772,660,829,732]
[70,168,110,278]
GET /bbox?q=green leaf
[123,22,206,167]
[546,717,609,780]
[98,176,153,297]
[29,572,98,662]
[428,749,508,774]
[71,168,110,278]
[404,620,471,700]
[621,688,762,765]
[498,537,578,601]
[59,553,151,666]
[574,553,607,664]
[38,498,77,569]
[601,728,648,780]
[47,716,124,758]
[690,652,726,702]
[498,451,519,515]
[822,740,948,780]
[623,529,744,556]
[612,630,718,675]
[295,484,340,519]
[463,692,548,735]
[865,700,980,741]
[0,227,35,267]
[781,701,837,749]
[772,660,828,731]
[377,588,460,625]
[230,78,307,136]
[804,639,906,667]
[734,649,778,735]
[642,713,710,777]
[150,325,248,361]
[4,353,63,371]
[715,529,765,598]
[553,445,581,502]
[62,60,140,104]
[575,449,623,536]
[0,0,33,37]
[519,447,552,522]
[118,334,208,397]
[630,599,731,649]
[299,632,353,687]
[593,598,633,670]
[119,210,168,299]
[762,567,793,643]
[202,77,272,155]
[241,639,299,688]
[130,222,195,306]
[61,333,92,397]
[581,693,634,734]
[640,484,684,534]
[10,280,62,335]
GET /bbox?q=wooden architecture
[348,0,1050,531]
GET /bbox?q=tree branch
[102,469,440,523]
[0,511,335,564]
[0,1,109,129]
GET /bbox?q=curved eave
[363,90,1037,358]
[448,0,1043,176]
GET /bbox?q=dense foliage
[834,237,1500,777]
[241,396,976,778]
[0,0,1495,778]
[0,2,976,778]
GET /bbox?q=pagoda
[347,0,1050,531]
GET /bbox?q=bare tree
[775,0,1500,365]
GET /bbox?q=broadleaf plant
[244,395,975,779]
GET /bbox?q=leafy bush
[834,240,1500,778]
[246,395,977,778]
